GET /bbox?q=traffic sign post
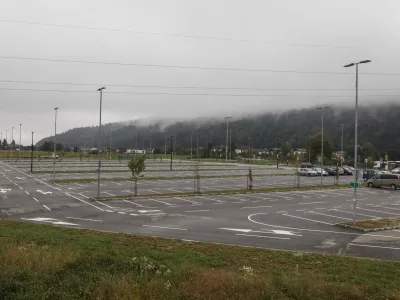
[349,182,359,188]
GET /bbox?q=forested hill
[37,104,400,160]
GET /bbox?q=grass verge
[0,220,399,300]
[96,184,349,200]
[338,217,400,232]
[49,173,294,184]
[32,167,268,174]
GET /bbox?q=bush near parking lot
[0,220,400,300]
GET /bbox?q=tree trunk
[131,177,133,196]
[134,177,138,196]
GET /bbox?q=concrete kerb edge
[336,223,400,233]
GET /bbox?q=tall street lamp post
[53,107,59,182]
[340,124,344,167]
[224,117,231,170]
[31,132,34,173]
[19,124,21,161]
[97,87,106,198]
[344,59,371,225]
[317,106,329,185]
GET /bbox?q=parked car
[324,167,336,176]
[337,167,345,176]
[300,163,315,169]
[299,168,318,176]
[363,169,377,181]
[313,167,328,176]
[342,167,353,175]
[392,168,400,174]
[367,173,400,190]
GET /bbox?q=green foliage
[128,155,146,178]
[280,141,292,156]
[309,132,333,163]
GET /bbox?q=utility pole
[224,117,231,170]
[97,87,106,198]
[229,129,232,160]
[19,124,21,161]
[340,124,344,167]
[31,132,34,173]
[344,60,371,225]
[248,137,251,159]
[109,129,112,160]
[164,135,166,159]
[308,135,311,164]
[196,136,199,161]
[317,106,329,186]
[11,127,13,160]
[53,107,59,183]
[190,130,193,161]
[170,135,173,171]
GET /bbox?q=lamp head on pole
[97,87,106,92]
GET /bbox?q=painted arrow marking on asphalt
[219,228,301,236]
[37,190,52,195]
[21,217,80,226]
[0,188,11,193]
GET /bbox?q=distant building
[125,149,146,154]
[293,148,307,155]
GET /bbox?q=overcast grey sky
[1,0,399,144]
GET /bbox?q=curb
[336,223,400,232]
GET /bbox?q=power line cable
[0,19,352,49]
[0,79,399,91]
[0,87,397,98]
[0,55,396,75]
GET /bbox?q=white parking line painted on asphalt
[357,207,400,216]
[173,197,199,204]
[236,233,290,240]
[306,211,352,221]
[65,192,105,211]
[32,197,39,202]
[329,209,379,219]
[241,205,272,209]
[282,213,334,225]
[296,209,306,212]
[298,201,324,205]
[43,205,51,211]
[219,195,248,202]
[374,205,400,212]
[185,210,210,213]
[25,191,30,195]
[349,243,400,251]
[142,225,187,231]
[103,191,116,196]
[248,213,400,239]
[123,199,147,207]
[147,198,173,206]
[66,217,103,222]
[196,196,225,203]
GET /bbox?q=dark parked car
[301,163,315,169]
[324,167,336,176]
[363,169,377,181]
[342,167,353,175]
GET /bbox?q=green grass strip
[49,173,295,183]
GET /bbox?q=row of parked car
[298,164,354,177]
[366,170,400,190]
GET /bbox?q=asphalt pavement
[1,160,400,261]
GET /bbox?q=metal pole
[321,110,324,185]
[248,137,251,159]
[341,124,344,167]
[53,108,58,182]
[308,135,311,164]
[97,87,105,199]
[109,129,112,160]
[353,64,359,225]
[170,136,173,171]
[31,132,34,173]
[11,127,13,160]
[19,124,21,161]
[164,135,166,159]
[149,130,152,157]
[196,136,198,161]
[190,133,193,161]
[225,119,228,169]
[229,129,232,160]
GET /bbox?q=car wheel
[391,184,397,190]
[368,182,373,188]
